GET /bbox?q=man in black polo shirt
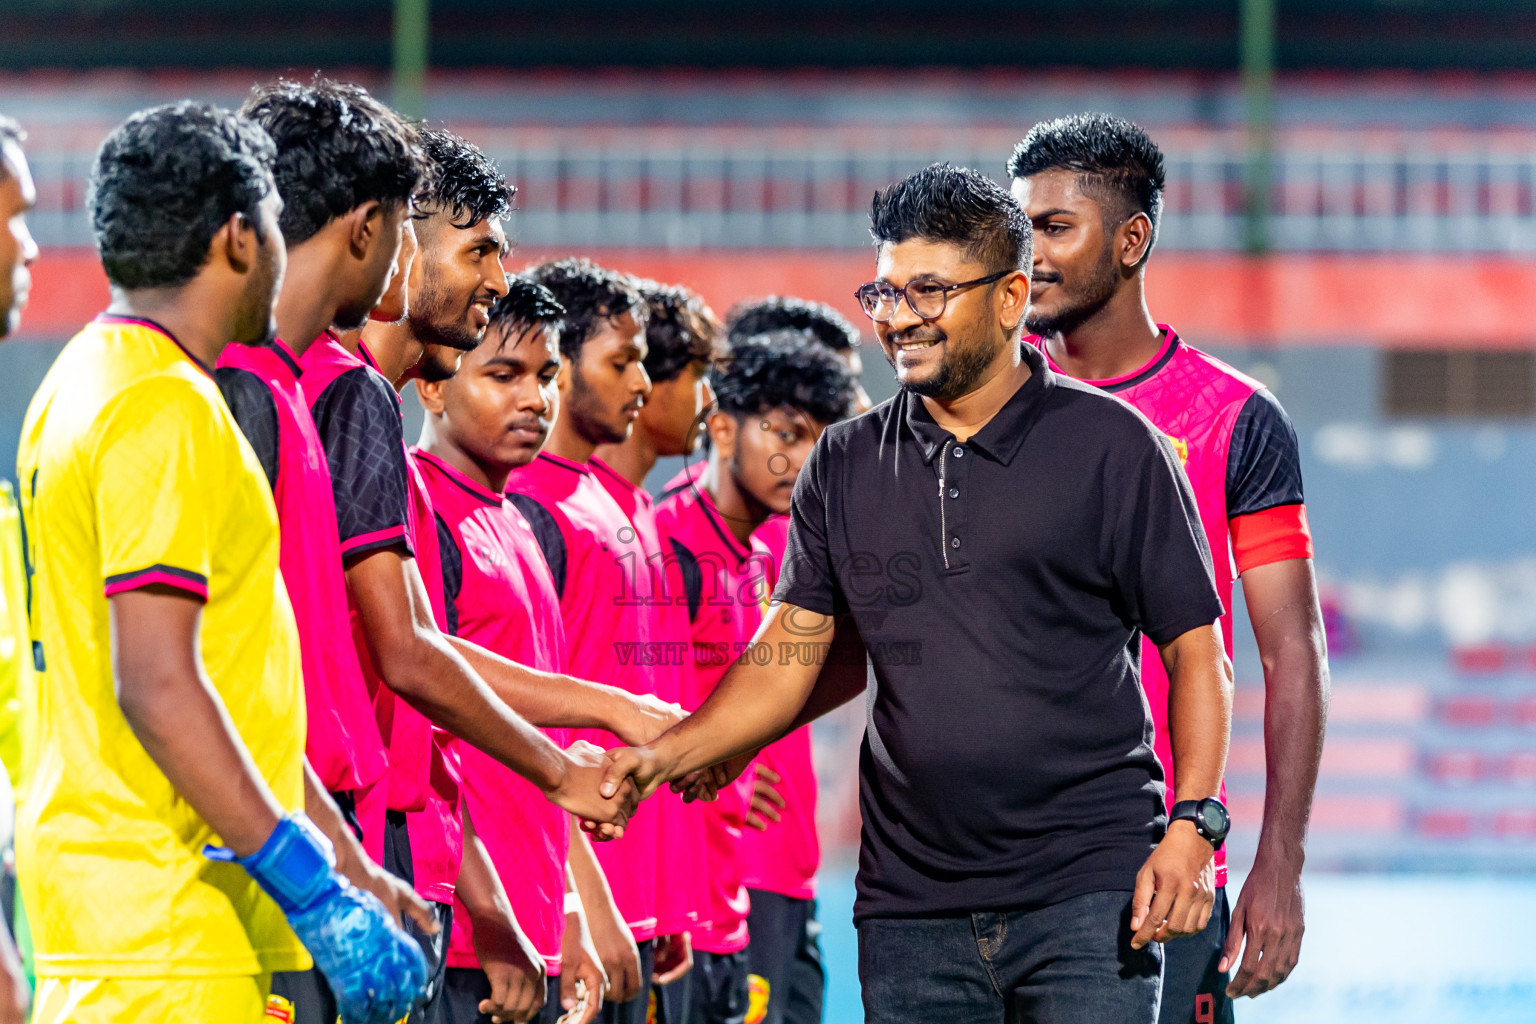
[600,163,1232,1023]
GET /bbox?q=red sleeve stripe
[103,565,209,600]
[1231,504,1314,575]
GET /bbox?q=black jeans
[858,890,1163,1024]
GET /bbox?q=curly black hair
[639,279,725,384]
[526,258,646,362]
[1007,113,1166,261]
[486,273,566,351]
[714,330,857,427]
[725,295,861,353]
[418,127,514,230]
[869,162,1030,273]
[89,102,277,290]
[240,77,425,246]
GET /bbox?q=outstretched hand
[600,745,672,805]
[550,740,640,841]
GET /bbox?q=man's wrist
[600,687,641,739]
[646,736,688,785]
[1253,833,1307,874]
[539,746,575,796]
[1166,818,1210,847]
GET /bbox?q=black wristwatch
[1169,798,1230,851]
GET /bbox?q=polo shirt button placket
[940,442,971,571]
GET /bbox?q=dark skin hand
[458,807,547,1023]
[1221,557,1329,998]
[678,614,866,803]
[567,828,641,1005]
[1130,624,1231,950]
[608,609,1227,951]
[745,764,784,831]
[344,547,638,836]
[302,763,436,934]
[559,871,607,1024]
[652,932,693,986]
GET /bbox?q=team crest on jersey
[263,994,295,1023]
[1166,435,1190,466]
[745,974,771,1024]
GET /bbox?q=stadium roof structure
[4,0,1536,73]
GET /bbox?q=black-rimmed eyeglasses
[853,270,1011,323]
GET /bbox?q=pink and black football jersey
[740,511,823,901]
[215,338,387,799]
[301,335,461,901]
[505,451,663,942]
[587,458,707,938]
[1034,326,1313,887]
[656,473,777,955]
[415,449,572,976]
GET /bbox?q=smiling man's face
[408,210,511,353]
[873,238,1019,402]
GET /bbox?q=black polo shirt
[772,341,1224,922]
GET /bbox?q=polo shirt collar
[903,340,1055,466]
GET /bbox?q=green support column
[1241,0,1276,254]
[393,0,429,119]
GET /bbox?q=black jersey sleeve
[1226,389,1306,519]
[507,493,568,599]
[309,366,414,562]
[435,513,463,636]
[215,366,280,490]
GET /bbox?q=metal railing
[23,129,1536,252]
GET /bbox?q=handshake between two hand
[549,738,754,841]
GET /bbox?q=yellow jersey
[16,315,309,979]
[0,479,31,790]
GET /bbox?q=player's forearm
[348,552,572,793]
[390,629,570,793]
[782,613,868,736]
[450,636,639,734]
[1250,564,1330,866]
[566,826,620,925]
[650,604,830,781]
[112,593,284,857]
[1159,623,1232,803]
[456,805,517,926]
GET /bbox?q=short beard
[886,325,997,403]
[1024,243,1119,338]
[410,264,483,352]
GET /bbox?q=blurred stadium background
[6,2,1536,1020]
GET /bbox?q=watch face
[1198,800,1230,837]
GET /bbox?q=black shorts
[444,967,563,1024]
[744,891,824,1024]
[689,949,750,1024]
[1158,885,1232,1024]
